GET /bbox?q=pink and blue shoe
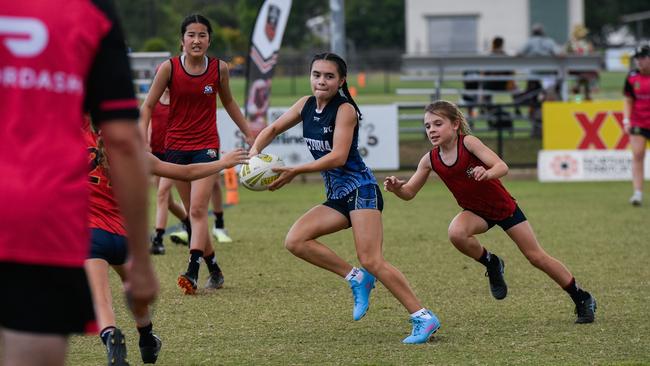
[349,268,375,321]
[403,310,441,344]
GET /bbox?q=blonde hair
[424,100,471,135]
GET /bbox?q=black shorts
[630,126,650,139]
[165,148,219,165]
[323,184,384,226]
[90,228,128,265]
[0,262,96,334]
[152,151,166,161]
[469,205,527,231]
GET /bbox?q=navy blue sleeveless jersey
[300,94,376,199]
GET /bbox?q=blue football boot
[402,310,441,344]
[349,268,375,321]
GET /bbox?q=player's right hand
[124,258,158,323]
[383,176,405,192]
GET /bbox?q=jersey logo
[203,84,214,94]
[0,16,48,57]
[466,166,475,178]
[206,149,217,158]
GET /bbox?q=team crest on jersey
[466,166,475,178]
[206,149,217,158]
[634,81,641,90]
[203,84,214,94]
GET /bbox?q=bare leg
[630,135,646,193]
[188,175,217,252]
[447,211,490,260]
[284,205,354,277]
[84,259,116,331]
[505,221,573,287]
[350,209,422,313]
[1,328,67,366]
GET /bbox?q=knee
[189,205,207,220]
[357,254,384,274]
[284,234,304,255]
[448,227,468,246]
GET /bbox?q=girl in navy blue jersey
[250,53,439,344]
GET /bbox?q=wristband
[623,117,630,126]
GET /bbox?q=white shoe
[212,227,233,243]
[629,192,642,206]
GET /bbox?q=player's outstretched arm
[250,96,308,156]
[100,120,158,321]
[149,148,248,181]
[384,153,432,200]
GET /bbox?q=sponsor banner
[244,0,292,137]
[605,48,634,72]
[218,104,399,170]
[542,101,633,150]
[538,150,650,182]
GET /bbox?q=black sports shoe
[149,236,165,255]
[106,328,129,366]
[485,255,508,300]
[139,334,162,364]
[575,294,597,324]
[205,271,224,289]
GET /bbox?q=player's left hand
[268,166,297,191]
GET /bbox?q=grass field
[68,179,650,365]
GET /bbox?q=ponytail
[340,80,362,120]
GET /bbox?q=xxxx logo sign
[574,111,628,149]
[542,101,640,151]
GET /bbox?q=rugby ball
[239,153,284,191]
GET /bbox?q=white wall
[406,0,584,55]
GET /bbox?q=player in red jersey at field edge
[384,100,597,324]
[623,45,650,206]
[0,1,157,365]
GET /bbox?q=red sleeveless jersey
[166,56,220,151]
[150,101,169,154]
[85,130,126,236]
[430,135,516,220]
[0,0,138,267]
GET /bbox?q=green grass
[68,180,650,365]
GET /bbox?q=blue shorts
[469,205,527,231]
[89,228,128,265]
[630,126,650,139]
[323,184,384,226]
[165,148,219,165]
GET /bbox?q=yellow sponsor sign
[542,101,632,150]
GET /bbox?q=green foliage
[67,180,650,364]
[345,0,405,50]
[140,37,169,52]
[585,0,650,44]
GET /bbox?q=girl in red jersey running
[384,100,597,324]
[84,122,247,364]
[623,45,650,206]
[140,14,254,294]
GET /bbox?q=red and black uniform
[150,100,170,158]
[430,135,516,221]
[0,0,138,334]
[166,56,220,151]
[623,70,650,130]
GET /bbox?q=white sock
[634,190,642,197]
[410,308,432,319]
[345,267,363,283]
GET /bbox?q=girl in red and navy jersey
[140,14,254,294]
[384,100,597,324]
[623,45,650,206]
[84,122,246,363]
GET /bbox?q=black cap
[634,45,650,58]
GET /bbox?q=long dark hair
[310,52,362,120]
[180,14,213,40]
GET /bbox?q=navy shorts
[165,148,219,165]
[0,262,96,334]
[471,205,527,231]
[323,184,384,226]
[152,151,166,161]
[630,126,650,139]
[89,228,128,265]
